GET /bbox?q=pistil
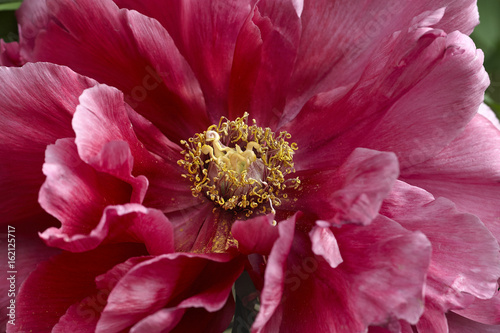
[178,113,300,218]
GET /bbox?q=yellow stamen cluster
[178,113,300,217]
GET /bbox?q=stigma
[178,113,300,217]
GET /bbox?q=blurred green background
[471,0,500,115]
[1,0,499,116]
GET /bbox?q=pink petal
[368,31,488,169]
[52,256,152,332]
[309,223,343,268]
[73,85,151,169]
[130,308,186,333]
[0,40,21,66]
[96,253,244,332]
[287,148,399,226]
[282,0,413,122]
[478,103,500,130]
[381,181,500,311]
[358,31,488,169]
[52,296,104,333]
[128,126,204,215]
[96,256,151,291]
[231,214,280,255]
[415,303,449,333]
[228,0,301,128]
[130,299,235,333]
[0,63,95,223]
[431,0,479,35]
[124,104,182,162]
[251,214,297,332]
[114,0,256,122]
[73,84,198,212]
[165,201,215,252]
[16,0,50,59]
[18,0,208,142]
[453,291,500,325]
[402,113,500,243]
[369,321,414,333]
[125,9,209,136]
[112,0,479,128]
[1,218,60,329]
[280,0,478,124]
[254,216,431,332]
[121,206,175,255]
[287,30,487,172]
[285,26,443,170]
[9,244,146,332]
[446,312,500,333]
[171,299,236,333]
[41,203,175,254]
[189,209,240,254]
[39,139,133,240]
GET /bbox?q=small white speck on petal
[292,0,303,17]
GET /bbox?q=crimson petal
[73,84,198,213]
[286,148,399,227]
[446,312,500,333]
[17,0,209,142]
[228,0,301,128]
[96,253,245,332]
[381,181,500,313]
[39,139,133,241]
[402,112,500,243]
[454,291,500,325]
[232,214,280,255]
[254,216,431,332]
[0,63,95,223]
[113,0,256,122]
[0,218,60,328]
[41,203,175,255]
[288,30,487,174]
[7,244,147,333]
[0,40,21,66]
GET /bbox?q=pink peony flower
[1,0,500,332]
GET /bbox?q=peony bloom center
[179,113,300,217]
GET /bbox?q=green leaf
[472,0,500,108]
[472,0,500,51]
[232,272,259,333]
[0,2,22,11]
[485,94,500,118]
[0,9,18,41]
